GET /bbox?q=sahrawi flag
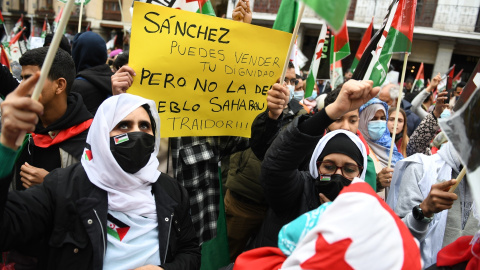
[8,27,27,62]
[52,7,63,33]
[10,14,23,39]
[452,68,464,88]
[41,16,51,38]
[305,25,327,98]
[412,62,424,91]
[437,65,455,91]
[330,20,350,89]
[299,0,350,32]
[107,213,130,241]
[131,0,216,17]
[354,0,417,87]
[351,17,374,73]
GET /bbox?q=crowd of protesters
[0,1,478,269]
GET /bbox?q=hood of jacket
[72,32,108,72]
[76,64,113,96]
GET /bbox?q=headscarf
[359,98,403,167]
[308,130,368,180]
[81,94,161,220]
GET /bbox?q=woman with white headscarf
[0,77,200,270]
[358,98,403,193]
[252,80,377,248]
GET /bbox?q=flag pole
[386,52,409,200]
[449,167,467,193]
[280,2,305,84]
[332,51,336,88]
[15,0,76,146]
[78,0,85,33]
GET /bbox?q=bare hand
[420,179,458,217]
[433,91,449,118]
[133,265,164,270]
[19,162,49,188]
[267,83,288,120]
[326,80,379,120]
[430,73,442,89]
[377,167,394,188]
[112,66,136,95]
[0,72,44,150]
[319,193,331,205]
[232,0,252,24]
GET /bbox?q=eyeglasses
[284,77,299,85]
[317,161,362,179]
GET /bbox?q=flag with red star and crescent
[233,180,422,270]
[305,25,327,98]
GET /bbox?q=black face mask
[315,174,352,201]
[110,132,155,174]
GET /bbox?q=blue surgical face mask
[293,90,304,101]
[367,120,386,141]
[306,90,318,101]
[440,109,451,119]
[287,85,295,102]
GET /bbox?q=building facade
[227,0,480,81]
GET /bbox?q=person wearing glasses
[251,79,378,248]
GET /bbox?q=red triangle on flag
[116,227,130,241]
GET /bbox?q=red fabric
[0,46,10,70]
[453,69,463,82]
[415,63,424,81]
[54,7,63,23]
[32,119,92,148]
[437,235,480,270]
[334,19,349,53]
[339,183,423,270]
[355,18,373,61]
[9,27,25,47]
[301,234,353,269]
[233,247,286,270]
[391,0,417,42]
[0,9,4,24]
[356,130,370,155]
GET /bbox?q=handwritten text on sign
[129,2,291,137]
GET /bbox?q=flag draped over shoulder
[412,62,424,91]
[351,18,374,72]
[305,25,327,98]
[298,0,350,32]
[351,0,417,87]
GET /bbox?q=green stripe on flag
[382,27,412,54]
[197,1,216,16]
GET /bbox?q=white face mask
[293,90,304,101]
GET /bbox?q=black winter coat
[0,163,201,270]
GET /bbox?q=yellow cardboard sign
[129,2,291,138]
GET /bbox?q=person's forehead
[21,65,40,76]
[121,107,150,121]
[285,68,296,78]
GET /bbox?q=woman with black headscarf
[252,80,378,248]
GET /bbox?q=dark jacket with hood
[253,110,335,248]
[12,92,93,191]
[0,162,201,270]
[71,32,113,115]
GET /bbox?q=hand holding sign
[267,83,289,120]
[112,66,136,95]
[232,0,252,24]
[129,2,291,137]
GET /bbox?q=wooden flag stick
[387,52,409,168]
[279,2,306,84]
[449,167,467,193]
[15,0,76,146]
[332,51,336,87]
[385,52,409,201]
[78,0,85,33]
